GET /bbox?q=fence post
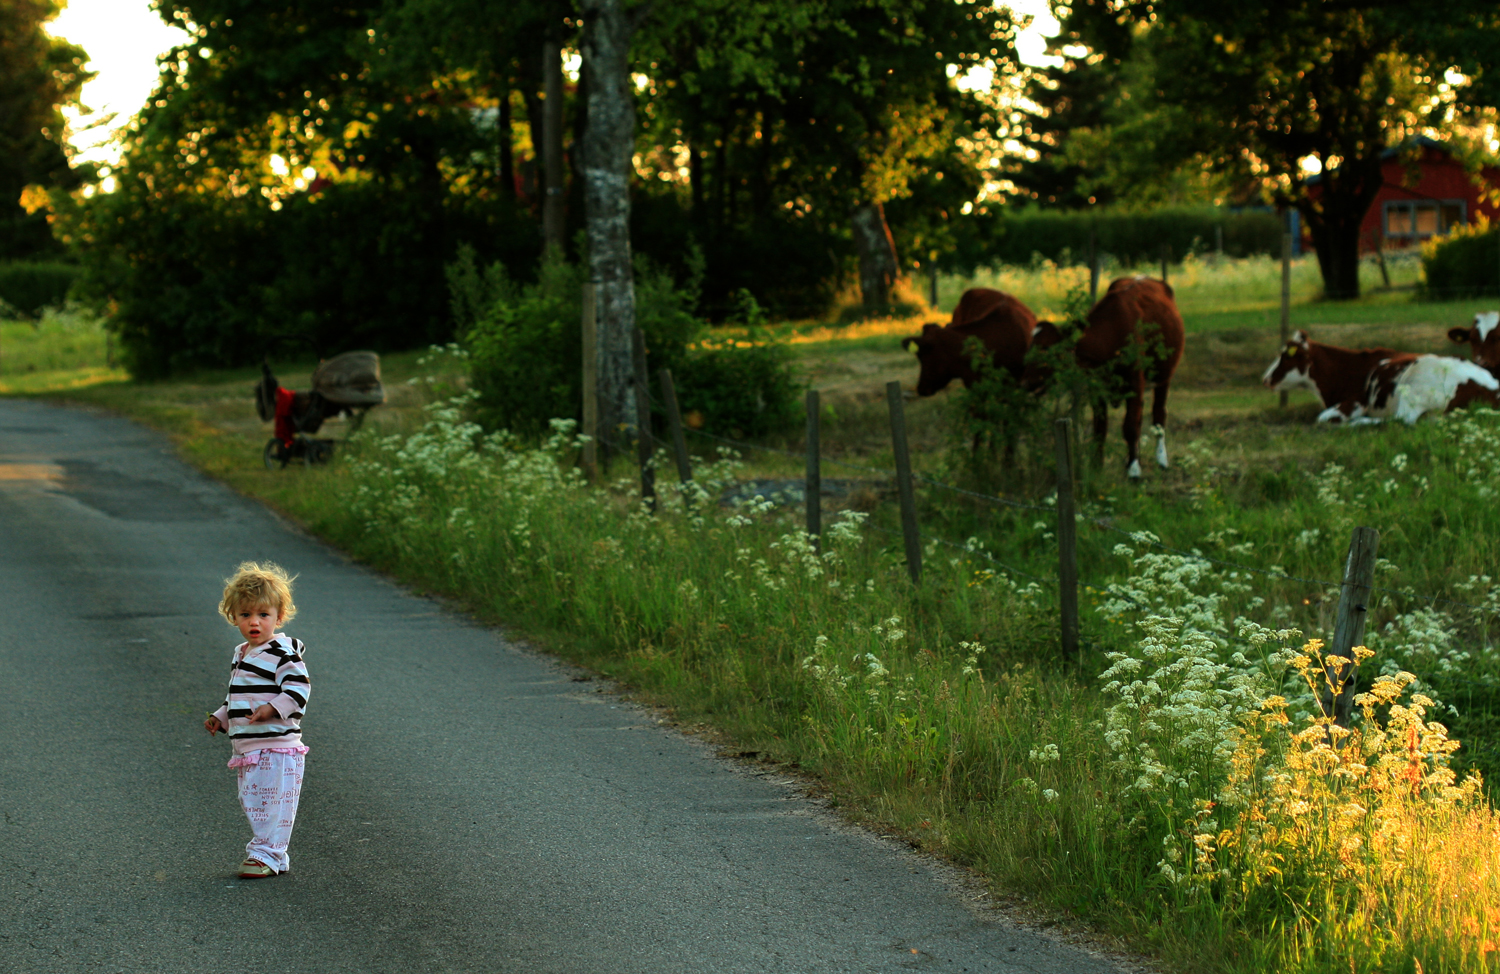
[1055,419,1080,663]
[1279,218,1292,409]
[1327,526,1380,727]
[1088,229,1099,304]
[581,283,598,480]
[1160,243,1169,286]
[929,267,939,308]
[805,389,821,552]
[1214,224,1223,264]
[632,326,656,513]
[657,368,692,499]
[885,381,922,585]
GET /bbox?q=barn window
[1384,200,1466,239]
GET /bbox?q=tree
[1056,0,1500,299]
[642,0,1014,313]
[0,0,91,259]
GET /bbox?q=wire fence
[594,377,1500,702]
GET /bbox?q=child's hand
[247,703,278,723]
[204,715,224,735]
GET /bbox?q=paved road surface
[0,399,1133,974]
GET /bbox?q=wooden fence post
[1055,418,1079,663]
[632,326,656,513]
[1214,224,1223,264]
[885,381,922,585]
[581,283,598,480]
[1327,526,1379,727]
[657,368,692,499]
[805,389,821,552]
[1088,229,1099,304]
[1280,218,1292,409]
[1160,244,1169,286]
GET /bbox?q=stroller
[256,351,385,468]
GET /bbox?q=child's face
[233,603,284,646]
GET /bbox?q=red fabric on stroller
[274,386,297,448]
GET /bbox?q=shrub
[0,262,77,318]
[463,253,704,438]
[1421,223,1499,298]
[672,334,803,440]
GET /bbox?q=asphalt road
[0,398,1134,974]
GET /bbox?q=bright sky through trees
[43,0,1056,177]
[47,0,190,169]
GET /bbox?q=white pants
[236,750,305,873]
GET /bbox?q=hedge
[989,206,1284,267]
[0,262,78,318]
[1421,225,1500,298]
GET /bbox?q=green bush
[672,335,803,440]
[463,253,703,438]
[0,262,77,318]
[990,205,1283,267]
[1421,224,1500,298]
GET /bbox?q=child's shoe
[238,858,276,879]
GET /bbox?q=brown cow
[1262,329,1499,424]
[1448,310,1500,376]
[1023,277,1185,479]
[901,288,1037,396]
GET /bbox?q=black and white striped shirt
[212,635,310,755]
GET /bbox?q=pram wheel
[304,439,335,466]
[263,438,290,470]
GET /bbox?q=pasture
[9,251,1500,974]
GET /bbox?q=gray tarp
[311,351,384,407]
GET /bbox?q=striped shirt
[211,634,311,756]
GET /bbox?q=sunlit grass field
[10,256,1500,973]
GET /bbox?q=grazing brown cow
[1263,329,1499,424]
[1448,310,1500,376]
[1023,276,1185,479]
[900,288,1037,396]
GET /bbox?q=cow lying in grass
[1023,276,1185,479]
[1448,310,1500,376]
[1262,329,1500,424]
[900,288,1037,395]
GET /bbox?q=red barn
[1303,136,1500,253]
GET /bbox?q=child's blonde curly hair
[219,561,298,625]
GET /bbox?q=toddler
[204,562,311,879]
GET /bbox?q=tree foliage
[0,0,91,259]
[1033,0,1500,299]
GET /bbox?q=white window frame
[1384,199,1466,239]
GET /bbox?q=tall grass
[289,347,1500,972]
[0,306,122,393]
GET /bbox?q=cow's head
[902,323,969,396]
[1448,310,1500,373]
[1262,329,1316,391]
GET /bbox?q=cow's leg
[1151,380,1171,469]
[1091,400,1108,468]
[1122,374,1146,479]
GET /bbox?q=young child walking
[203,562,311,879]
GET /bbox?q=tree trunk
[542,36,567,256]
[580,0,639,469]
[1310,213,1365,301]
[497,84,514,200]
[519,51,544,207]
[851,201,899,312]
[1300,156,1383,301]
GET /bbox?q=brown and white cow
[1448,310,1500,375]
[1262,329,1500,424]
[900,288,1037,396]
[1023,276,1185,479]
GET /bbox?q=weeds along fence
[587,361,1500,711]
